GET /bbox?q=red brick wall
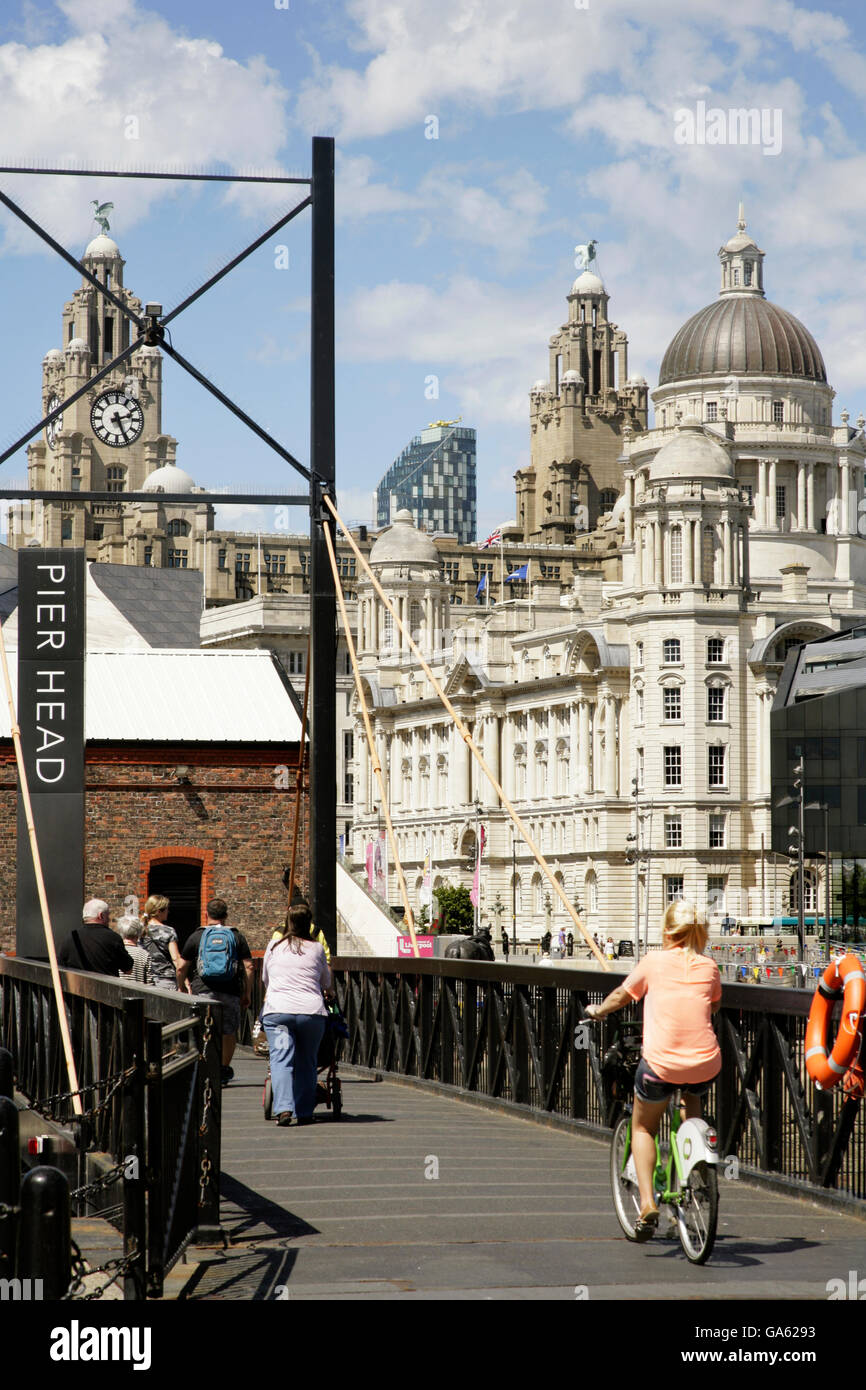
[0,743,309,953]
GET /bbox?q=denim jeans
[262,1012,327,1118]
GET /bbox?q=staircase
[336,860,401,957]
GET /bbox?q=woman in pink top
[585,901,721,1239]
[262,904,334,1127]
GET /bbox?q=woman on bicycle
[585,900,721,1240]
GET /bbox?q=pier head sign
[16,549,85,957]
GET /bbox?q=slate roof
[88,563,203,648]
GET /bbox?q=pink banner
[365,842,374,891]
[397,935,435,958]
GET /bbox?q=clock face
[90,390,144,448]
[46,394,62,449]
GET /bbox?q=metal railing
[331,956,866,1205]
[0,957,222,1299]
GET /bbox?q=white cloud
[0,0,291,256]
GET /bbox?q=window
[665,876,684,905]
[444,561,460,584]
[740,482,753,504]
[709,814,726,849]
[663,687,682,721]
[664,746,682,787]
[707,685,725,722]
[218,549,227,570]
[707,876,726,914]
[144,546,152,566]
[287,650,306,675]
[706,402,717,422]
[343,771,354,805]
[635,641,644,667]
[732,268,739,286]
[670,526,682,583]
[636,747,644,790]
[707,637,725,664]
[776,484,786,521]
[106,465,125,493]
[634,687,644,723]
[235,552,250,572]
[600,489,618,512]
[744,262,753,286]
[265,553,287,574]
[167,519,189,536]
[168,549,188,568]
[708,745,726,787]
[61,516,72,541]
[773,401,784,424]
[104,317,114,354]
[662,638,681,663]
[665,815,682,849]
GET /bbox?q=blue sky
[0,0,865,540]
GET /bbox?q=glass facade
[375,424,477,543]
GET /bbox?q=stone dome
[65,337,88,354]
[43,348,63,363]
[659,294,826,386]
[141,463,196,495]
[369,509,440,568]
[649,417,733,483]
[84,234,121,259]
[572,270,605,295]
[531,379,547,393]
[561,369,583,384]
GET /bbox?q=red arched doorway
[140,846,214,952]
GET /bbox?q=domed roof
[84,234,121,259]
[649,417,733,483]
[141,463,196,495]
[659,291,826,386]
[368,509,440,568]
[561,369,583,384]
[43,348,63,362]
[531,379,547,393]
[571,270,605,295]
[65,337,88,353]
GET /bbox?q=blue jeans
[263,1012,327,1118]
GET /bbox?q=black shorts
[634,1057,718,1104]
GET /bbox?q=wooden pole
[324,496,609,971]
[0,618,83,1113]
[321,520,419,957]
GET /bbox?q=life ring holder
[805,953,866,1092]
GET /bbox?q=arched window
[790,869,817,914]
[532,873,544,915]
[167,518,190,537]
[585,871,598,914]
[600,489,618,513]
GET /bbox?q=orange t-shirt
[622,948,722,1084]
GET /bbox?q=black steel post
[144,1019,164,1299]
[825,807,831,961]
[17,1166,70,1299]
[309,134,337,957]
[0,1095,19,1278]
[121,996,146,1301]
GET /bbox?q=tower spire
[737,200,746,233]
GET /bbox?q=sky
[0,0,865,540]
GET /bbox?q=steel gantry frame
[0,138,337,950]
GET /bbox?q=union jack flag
[479,528,502,549]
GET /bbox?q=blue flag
[505,562,529,583]
[475,573,487,599]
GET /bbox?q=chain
[200,1006,214,1059]
[198,1154,213,1209]
[0,1202,21,1219]
[70,1161,127,1204]
[62,1248,139,1302]
[24,1064,137,1117]
[199,1078,213,1136]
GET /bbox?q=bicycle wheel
[674,1160,718,1264]
[610,1114,641,1241]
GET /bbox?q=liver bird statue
[91,201,114,234]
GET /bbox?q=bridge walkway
[180,1050,865,1301]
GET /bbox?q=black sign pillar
[16,548,85,958]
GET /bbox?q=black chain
[24,1064,136,1117]
[70,1161,127,1203]
[63,1248,139,1302]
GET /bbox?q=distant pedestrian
[59,900,134,978]
[118,916,152,984]
[567,931,574,958]
[140,895,183,991]
[605,936,615,960]
[178,899,254,1087]
[501,931,510,960]
[558,928,566,955]
[541,930,552,956]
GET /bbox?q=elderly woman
[585,900,722,1240]
[117,916,152,985]
[262,903,333,1127]
[140,895,183,992]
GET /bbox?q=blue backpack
[197,924,238,988]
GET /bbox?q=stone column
[693,518,703,584]
[797,461,806,530]
[768,458,778,530]
[578,699,591,794]
[356,723,369,813]
[624,475,634,546]
[840,457,851,536]
[502,715,514,800]
[604,695,617,796]
[634,525,643,587]
[483,713,500,808]
[683,517,694,584]
[722,518,732,587]
[756,459,767,528]
[390,732,402,806]
[806,463,815,532]
[527,710,537,801]
[653,520,663,586]
[569,702,580,795]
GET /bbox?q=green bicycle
[602,1023,720,1265]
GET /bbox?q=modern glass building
[375,422,476,544]
[772,627,866,936]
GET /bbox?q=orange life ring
[805,954,866,1091]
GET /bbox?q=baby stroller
[262,1001,347,1122]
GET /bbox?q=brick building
[0,649,306,955]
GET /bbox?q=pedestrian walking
[178,899,254,1087]
[59,900,134,978]
[501,930,510,960]
[567,931,574,958]
[118,916,152,984]
[140,895,183,991]
[262,902,333,1127]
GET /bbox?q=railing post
[17,1166,70,1300]
[514,984,530,1106]
[0,1046,13,1099]
[144,1019,164,1299]
[121,996,146,1301]
[762,1016,783,1171]
[0,1095,20,1278]
[194,1001,223,1242]
[441,978,455,1086]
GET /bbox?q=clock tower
[11,229,210,558]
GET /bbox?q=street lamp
[775,757,805,963]
[472,794,482,934]
[805,799,831,962]
[512,838,519,955]
[628,773,641,961]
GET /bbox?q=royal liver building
[351,213,866,940]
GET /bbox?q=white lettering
[36,565,66,583]
[35,703,65,720]
[36,671,66,693]
[36,759,65,783]
[36,632,65,650]
[36,727,65,754]
[36,605,66,623]
[48,1322,152,1371]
